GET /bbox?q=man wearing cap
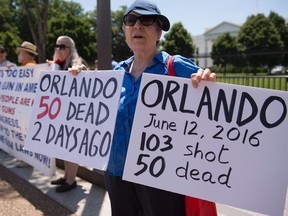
[17,41,38,66]
[0,45,17,67]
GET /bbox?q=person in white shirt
[0,45,17,67]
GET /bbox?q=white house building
[192,21,242,68]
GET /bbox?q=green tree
[86,9,98,64]
[5,0,96,65]
[111,6,131,62]
[161,22,195,58]
[0,0,21,63]
[238,14,283,69]
[46,0,96,65]
[17,0,49,63]
[268,11,288,66]
[211,33,243,68]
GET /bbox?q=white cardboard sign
[25,70,124,170]
[123,73,288,216]
[0,64,55,176]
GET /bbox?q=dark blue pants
[104,172,186,216]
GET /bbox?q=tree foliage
[46,0,96,64]
[268,12,288,66]
[1,1,287,71]
[0,0,21,62]
[212,12,288,72]
[161,22,195,58]
[0,0,97,64]
[211,33,243,67]
[111,6,131,62]
[238,13,284,69]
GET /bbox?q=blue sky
[70,0,288,35]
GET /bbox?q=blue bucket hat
[124,0,170,31]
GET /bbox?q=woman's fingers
[68,64,88,76]
[191,68,216,88]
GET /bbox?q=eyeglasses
[55,44,68,50]
[123,14,156,27]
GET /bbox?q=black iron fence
[216,75,288,91]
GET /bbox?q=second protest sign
[25,70,124,170]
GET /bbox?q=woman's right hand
[46,59,54,66]
[68,64,88,76]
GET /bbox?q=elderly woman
[50,36,83,71]
[70,0,215,214]
[49,36,85,193]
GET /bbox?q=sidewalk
[0,150,287,216]
[0,164,75,216]
[0,150,111,216]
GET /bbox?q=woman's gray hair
[53,36,83,70]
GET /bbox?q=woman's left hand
[68,64,88,76]
[191,68,216,88]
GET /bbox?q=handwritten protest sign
[123,73,288,216]
[0,64,55,176]
[25,70,124,170]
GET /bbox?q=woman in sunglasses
[49,35,85,193]
[70,0,215,215]
[48,35,83,71]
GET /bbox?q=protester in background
[69,0,215,215]
[48,35,85,193]
[47,36,83,71]
[17,41,38,66]
[0,45,17,67]
[14,41,38,168]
